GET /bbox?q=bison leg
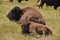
[45,28,52,36]
[25,0,28,1]
[54,6,58,10]
[21,23,30,34]
[39,0,46,8]
[36,28,43,35]
[18,0,22,3]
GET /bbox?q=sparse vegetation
[0,0,60,40]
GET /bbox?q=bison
[23,22,52,36]
[7,6,46,34]
[29,22,52,36]
[38,0,60,10]
[19,7,46,33]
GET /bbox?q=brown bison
[19,7,46,33]
[7,6,46,34]
[28,22,52,36]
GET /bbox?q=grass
[0,0,60,40]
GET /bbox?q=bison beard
[7,6,46,34]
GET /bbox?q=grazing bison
[7,6,46,34]
[28,22,52,36]
[18,0,28,3]
[38,0,60,10]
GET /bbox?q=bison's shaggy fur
[19,7,46,33]
[38,0,60,10]
[28,22,52,36]
[7,6,46,34]
[7,6,23,21]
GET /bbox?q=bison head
[7,6,23,21]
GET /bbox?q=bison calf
[28,22,52,36]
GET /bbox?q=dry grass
[0,0,60,40]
